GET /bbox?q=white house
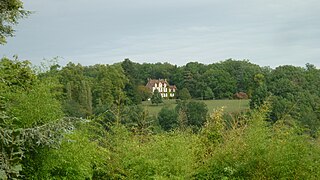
[146,79,177,98]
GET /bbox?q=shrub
[194,105,320,179]
[176,101,208,132]
[158,107,178,131]
[105,125,201,179]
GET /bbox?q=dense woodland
[1,1,320,179]
[1,57,320,179]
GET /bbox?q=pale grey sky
[1,0,320,67]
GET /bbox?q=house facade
[146,79,177,98]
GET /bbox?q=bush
[176,101,208,132]
[194,105,320,179]
[158,107,178,131]
[23,126,109,179]
[104,125,201,179]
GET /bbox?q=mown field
[141,99,250,116]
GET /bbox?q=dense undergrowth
[21,105,319,179]
[95,106,320,179]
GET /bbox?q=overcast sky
[1,0,320,67]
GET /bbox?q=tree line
[35,58,320,136]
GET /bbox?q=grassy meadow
[142,99,250,116]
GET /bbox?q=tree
[203,87,214,100]
[202,68,236,99]
[121,59,143,104]
[151,89,163,105]
[178,88,191,100]
[0,58,70,179]
[0,58,63,128]
[158,107,178,131]
[137,85,152,101]
[250,74,269,109]
[176,101,208,132]
[218,59,262,94]
[0,0,30,44]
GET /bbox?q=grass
[141,99,250,116]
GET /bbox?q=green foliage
[178,87,192,100]
[203,86,214,100]
[194,104,320,179]
[121,59,143,104]
[5,80,64,128]
[151,89,163,105]
[202,68,236,99]
[0,118,82,179]
[121,105,154,134]
[250,84,268,109]
[0,57,36,93]
[104,125,201,179]
[201,107,226,147]
[266,65,320,135]
[0,58,63,128]
[137,85,152,101]
[41,62,129,117]
[176,101,208,132]
[2,58,320,179]
[158,106,178,131]
[219,59,262,94]
[0,0,30,44]
[26,127,109,179]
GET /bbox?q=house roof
[169,85,177,90]
[146,79,170,89]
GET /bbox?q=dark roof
[169,85,177,90]
[146,79,169,89]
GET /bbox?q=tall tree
[121,59,142,104]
